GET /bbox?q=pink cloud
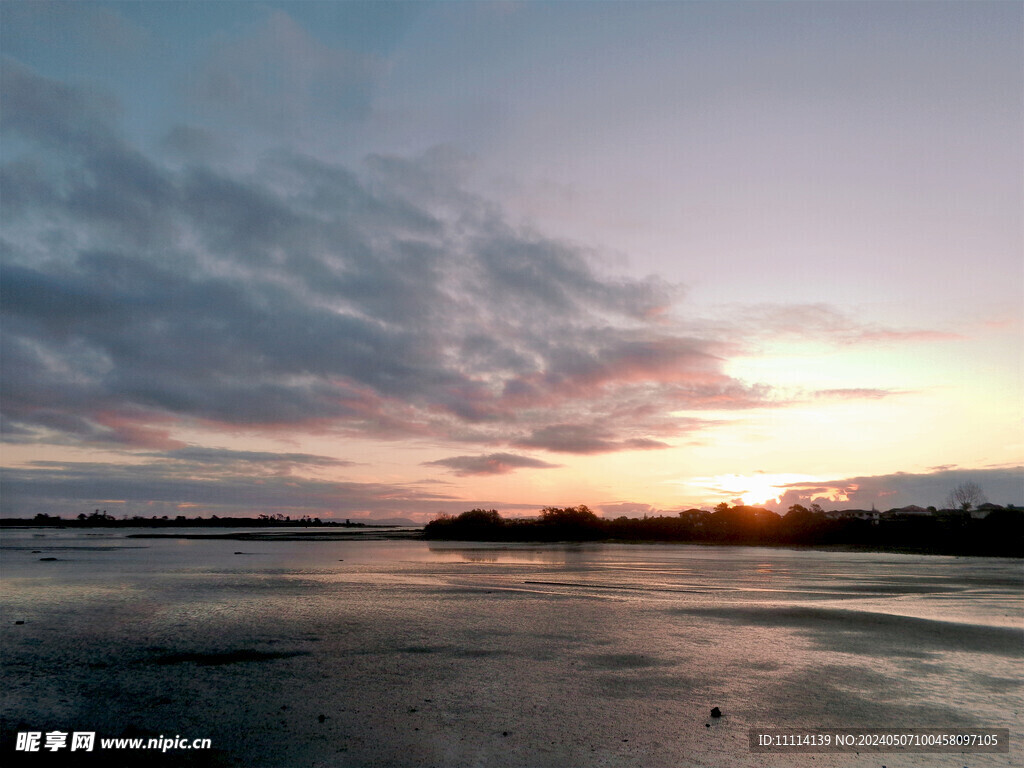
[424,453,561,476]
[91,411,187,450]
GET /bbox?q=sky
[1,1,1021,521]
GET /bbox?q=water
[2,528,1021,767]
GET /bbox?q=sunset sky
[2,1,1021,521]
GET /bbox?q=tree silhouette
[539,505,599,526]
[420,500,1021,555]
[947,481,986,511]
[456,509,503,527]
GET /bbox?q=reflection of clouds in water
[670,605,1024,657]
[427,544,603,565]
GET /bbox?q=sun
[690,473,819,506]
[734,475,786,506]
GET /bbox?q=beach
[2,529,1021,767]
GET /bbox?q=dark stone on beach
[710,707,722,718]
[39,557,58,561]
[705,723,710,727]
[235,551,244,555]
[503,731,509,737]
[318,714,326,723]
[15,620,24,625]
[31,550,41,553]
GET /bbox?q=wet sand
[2,533,1021,767]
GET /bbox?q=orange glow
[689,473,819,506]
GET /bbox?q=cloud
[727,303,963,348]
[161,125,234,163]
[0,450,555,521]
[0,458,454,521]
[769,467,1024,511]
[2,60,780,460]
[514,424,670,455]
[0,56,118,150]
[1,58,963,487]
[812,388,907,401]
[153,447,356,474]
[596,502,658,518]
[424,453,560,476]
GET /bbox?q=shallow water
[2,528,1021,767]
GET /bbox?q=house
[825,509,881,524]
[879,505,935,522]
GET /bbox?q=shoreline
[4,524,1020,557]
[124,530,424,541]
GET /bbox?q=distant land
[0,512,420,528]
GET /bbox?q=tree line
[423,504,1023,557]
[3,511,364,528]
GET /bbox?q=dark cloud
[770,467,1023,511]
[0,57,117,149]
[0,450,554,521]
[155,447,355,473]
[2,55,959,532]
[161,125,232,163]
[424,453,560,477]
[514,424,670,455]
[0,459,457,521]
[1,60,774,461]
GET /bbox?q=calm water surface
[2,528,1021,767]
